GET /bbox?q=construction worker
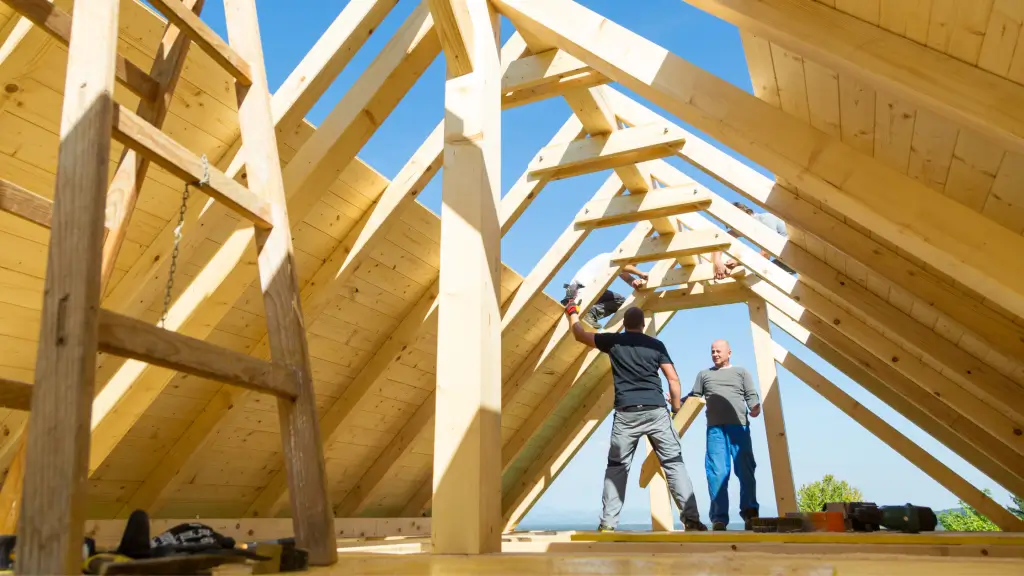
[566,303,707,532]
[561,251,648,329]
[712,201,795,279]
[690,339,761,531]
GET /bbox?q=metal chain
[159,155,210,328]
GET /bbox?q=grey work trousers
[600,407,700,528]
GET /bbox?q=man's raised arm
[620,264,648,289]
[661,362,682,414]
[566,301,597,348]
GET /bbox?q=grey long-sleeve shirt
[691,365,760,426]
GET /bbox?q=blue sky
[194,0,1015,525]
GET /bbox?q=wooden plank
[223,0,333,565]
[502,69,608,108]
[502,48,591,92]
[642,263,746,291]
[605,91,1024,366]
[494,0,1024,320]
[638,396,705,488]
[95,309,297,398]
[16,0,118,570]
[527,123,686,180]
[610,229,731,266]
[645,282,748,312]
[740,33,780,107]
[432,0,502,555]
[0,0,159,101]
[100,0,203,288]
[147,0,252,85]
[747,297,797,515]
[427,0,475,77]
[110,103,273,229]
[768,307,1024,499]
[681,0,1024,156]
[978,0,1024,77]
[774,342,1024,532]
[574,184,710,230]
[0,177,50,227]
[0,377,31,411]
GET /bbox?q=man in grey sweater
[691,339,761,531]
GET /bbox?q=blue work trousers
[706,424,758,525]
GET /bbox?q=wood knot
[1015,429,1023,437]
[832,319,840,325]
[891,356,899,363]
[4,84,17,94]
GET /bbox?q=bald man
[691,339,761,530]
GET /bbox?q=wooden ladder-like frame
[0,0,337,572]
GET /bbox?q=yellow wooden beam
[493,0,1024,321]
[574,184,711,230]
[502,48,592,92]
[427,0,476,76]
[528,123,687,180]
[638,396,705,488]
[642,262,746,290]
[682,0,1024,156]
[432,0,502,553]
[774,341,1024,532]
[610,229,730,266]
[644,281,747,313]
[0,178,51,228]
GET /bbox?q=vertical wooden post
[223,0,335,565]
[16,0,119,571]
[646,440,675,531]
[431,0,503,555]
[747,296,797,515]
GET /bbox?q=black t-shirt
[594,331,672,408]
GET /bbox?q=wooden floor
[312,551,1024,575]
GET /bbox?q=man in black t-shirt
[566,301,707,532]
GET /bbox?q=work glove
[565,301,579,318]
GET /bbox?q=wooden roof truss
[0,0,1020,564]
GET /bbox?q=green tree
[1010,495,1024,521]
[937,490,999,532]
[796,474,863,512]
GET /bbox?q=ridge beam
[574,184,710,230]
[610,229,730,266]
[528,123,686,181]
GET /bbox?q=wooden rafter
[527,123,687,180]
[574,184,710,230]
[0,178,51,228]
[610,229,731,266]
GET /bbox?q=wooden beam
[100,0,203,288]
[433,0,502,554]
[502,48,591,92]
[610,229,730,266]
[607,87,1024,363]
[748,296,797,515]
[428,0,475,76]
[642,262,746,290]
[86,4,441,477]
[224,0,335,563]
[527,123,686,180]
[574,184,710,230]
[644,281,748,313]
[110,103,273,229]
[767,307,1024,499]
[16,0,118,570]
[0,377,32,411]
[147,0,252,85]
[638,396,705,488]
[502,68,608,108]
[0,0,160,101]
[682,0,1024,156]
[774,341,1024,532]
[493,0,1024,321]
[96,309,298,399]
[502,311,676,530]
[0,178,51,228]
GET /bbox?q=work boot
[597,524,614,533]
[683,518,708,532]
[741,508,759,531]
[712,521,728,531]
